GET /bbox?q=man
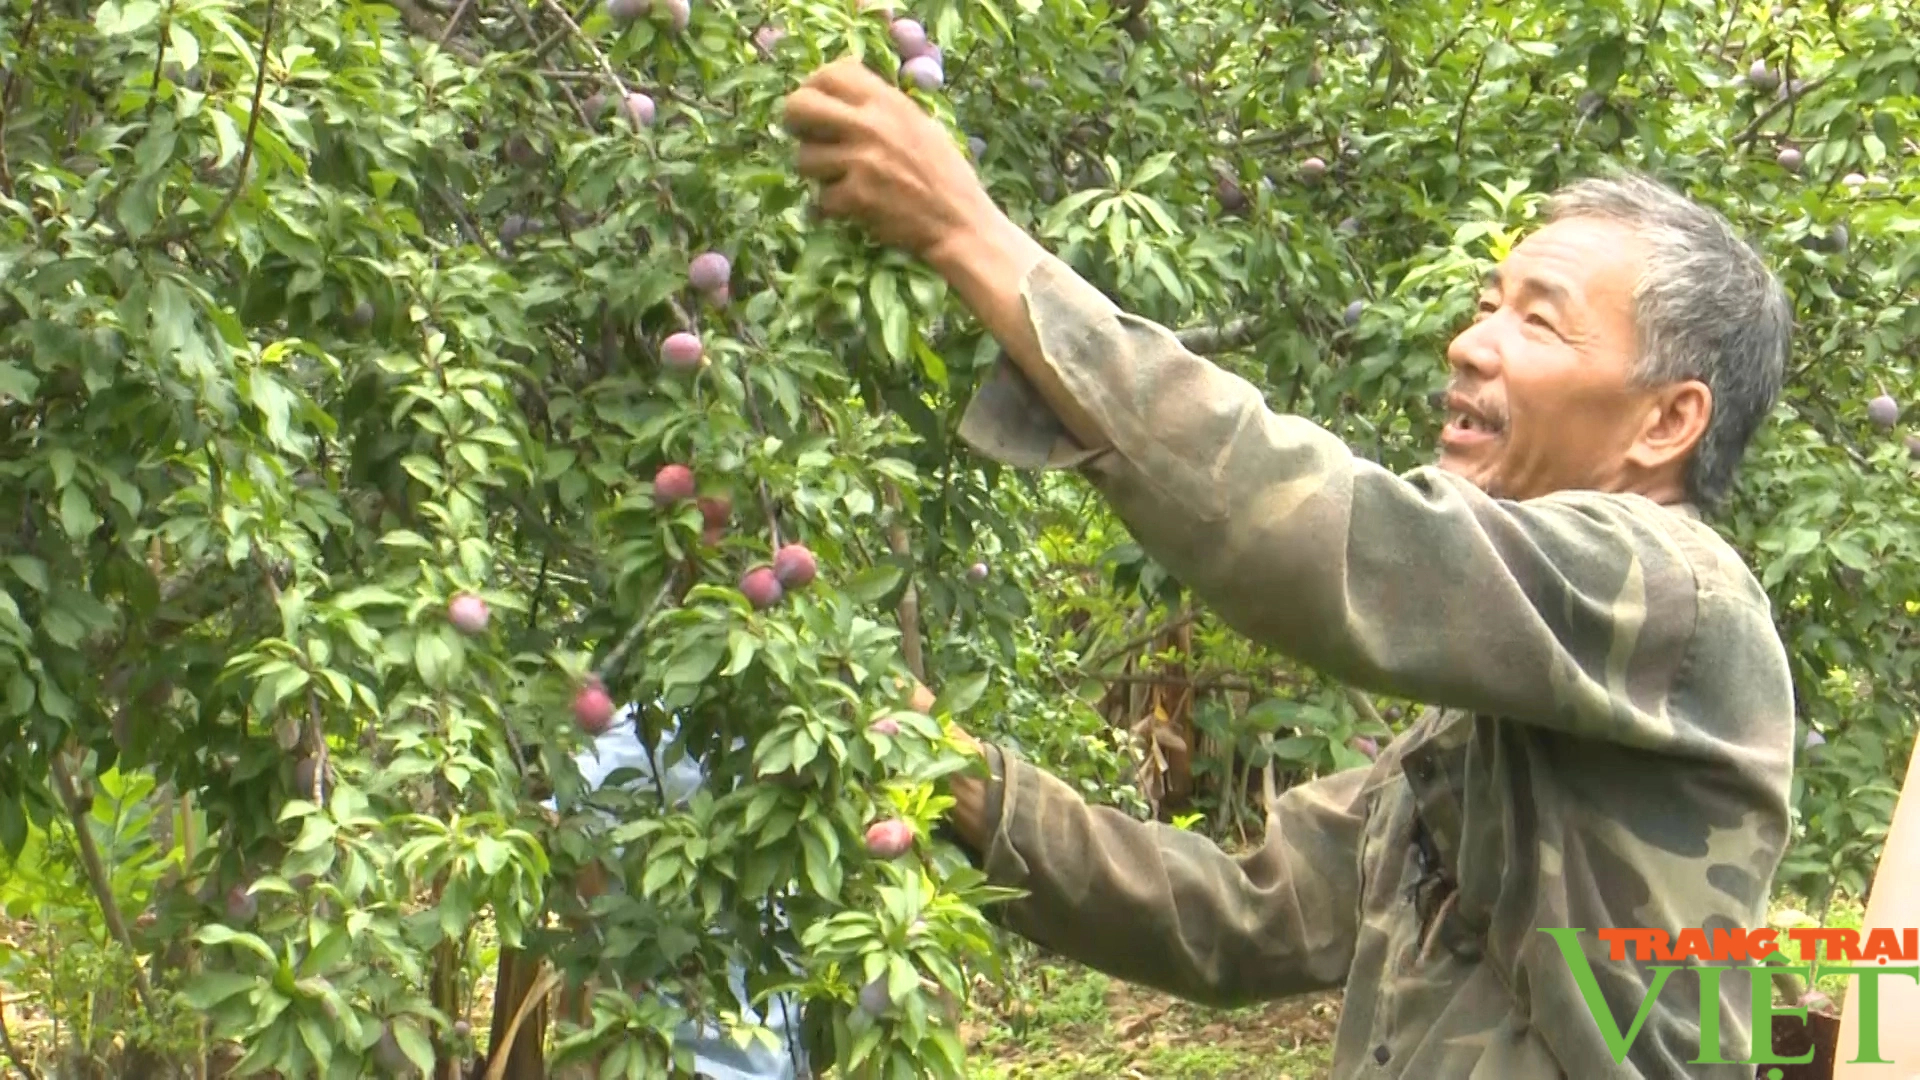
[783,58,1797,1080]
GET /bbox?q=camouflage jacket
[950,254,1798,1079]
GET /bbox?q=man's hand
[895,673,993,851]
[782,57,999,262]
[782,57,1109,452]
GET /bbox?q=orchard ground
[0,888,1866,1078]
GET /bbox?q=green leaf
[641,853,681,897]
[912,337,949,389]
[0,363,38,402]
[3,673,30,717]
[297,1014,334,1075]
[935,672,989,717]
[1827,537,1872,571]
[195,924,278,965]
[1130,150,1177,188]
[722,629,760,677]
[870,270,909,363]
[96,0,162,35]
[5,557,48,593]
[394,1021,434,1072]
[0,795,23,858]
[841,565,903,606]
[414,632,451,687]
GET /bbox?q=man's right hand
[897,675,993,851]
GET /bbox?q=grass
[961,959,1336,1079]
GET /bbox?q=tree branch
[883,484,924,681]
[392,0,481,63]
[51,752,158,1018]
[1733,74,1832,149]
[436,0,476,44]
[1083,607,1196,672]
[595,570,682,684]
[0,1002,39,1080]
[1085,669,1295,693]
[1174,316,1265,354]
[0,0,50,198]
[200,0,280,238]
[535,0,633,99]
[1454,51,1489,158]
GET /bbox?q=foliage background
[0,0,1915,1074]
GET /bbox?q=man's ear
[1626,379,1713,474]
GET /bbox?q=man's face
[1437,216,1684,502]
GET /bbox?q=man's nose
[1446,316,1504,381]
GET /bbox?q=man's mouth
[1441,394,1507,447]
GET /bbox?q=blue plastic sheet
[544,705,810,1079]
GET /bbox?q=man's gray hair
[1543,172,1792,509]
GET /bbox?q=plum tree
[14,0,1920,1075]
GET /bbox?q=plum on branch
[741,566,784,609]
[864,818,914,859]
[654,463,696,504]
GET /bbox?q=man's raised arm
[784,56,1785,751]
[944,224,1772,755]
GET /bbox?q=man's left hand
[782,57,997,262]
